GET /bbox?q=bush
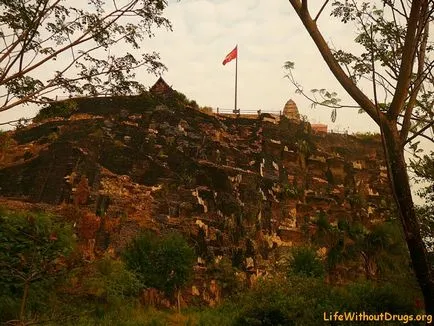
[194,276,421,326]
[34,100,78,121]
[123,231,195,297]
[0,208,75,323]
[81,256,142,303]
[339,281,418,314]
[231,276,337,326]
[289,246,325,278]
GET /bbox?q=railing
[54,94,113,101]
[213,108,351,135]
[214,108,282,116]
[50,95,348,134]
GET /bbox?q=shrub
[34,100,78,121]
[197,276,420,326]
[123,231,195,298]
[82,256,142,303]
[338,281,418,315]
[289,246,325,278]
[0,208,75,323]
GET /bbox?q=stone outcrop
[0,93,392,301]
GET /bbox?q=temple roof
[283,99,300,120]
[149,77,173,95]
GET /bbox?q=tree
[0,208,74,324]
[285,0,434,313]
[0,0,172,113]
[413,153,434,254]
[123,231,195,312]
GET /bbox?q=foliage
[80,256,142,303]
[0,131,14,152]
[33,100,78,122]
[339,281,419,314]
[0,207,75,322]
[32,274,421,326]
[123,231,195,297]
[208,257,245,297]
[32,88,197,122]
[289,246,325,278]
[285,0,434,311]
[158,90,199,111]
[205,276,419,326]
[44,305,184,326]
[320,218,410,280]
[0,0,172,113]
[412,152,434,188]
[354,131,380,142]
[281,183,299,199]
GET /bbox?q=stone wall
[0,97,392,297]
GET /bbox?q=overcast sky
[0,0,380,133]
[143,0,379,133]
[1,0,432,202]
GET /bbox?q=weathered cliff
[0,92,393,303]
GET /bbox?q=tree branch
[401,9,429,143]
[388,0,423,119]
[405,121,434,144]
[287,0,381,124]
[314,0,330,22]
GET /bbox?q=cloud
[0,0,382,135]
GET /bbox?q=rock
[103,119,114,128]
[119,109,129,119]
[155,104,169,112]
[156,214,169,223]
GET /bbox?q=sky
[0,0,380,133]
[141,0,379,133]
[0,0,432,202]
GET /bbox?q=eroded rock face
[0,95,392,299]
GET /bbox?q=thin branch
[314,0,330,22]
[0,0,139,86]
[389,0,423,119]
[284,69,359,109]
[401,7,429,143]
[405,121,434,144]
[0,118,31,126]
[287,0,381,124]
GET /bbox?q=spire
[282,99,300,120]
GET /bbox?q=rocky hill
[0,91,393,304]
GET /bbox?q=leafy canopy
[0,208,74,287]
[0,0,172,113]
[0,208,75,321]
[123,231,195,296]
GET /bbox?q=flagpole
[234,45,238,114]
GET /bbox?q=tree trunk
[177,288,181,314]
[383,123,434,314]
[20,280,30,323]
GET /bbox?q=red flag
[222,46,237,65]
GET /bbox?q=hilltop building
[283,99,327,133]
[150,77,173,97]
[282,99,300,120]
[311,124,328,134]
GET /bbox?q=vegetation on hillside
[0,205,426,325]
